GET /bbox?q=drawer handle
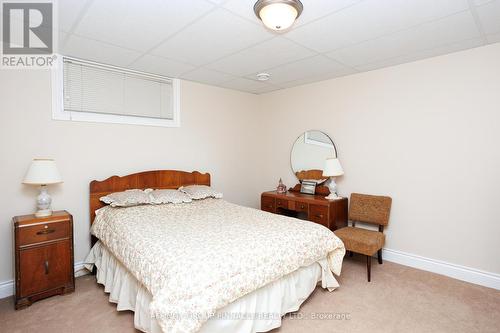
[36,229,56,235]
[315,214,324,219]
[300,205,305,209]
[44,261,49,275]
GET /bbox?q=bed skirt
[84,241,338,333]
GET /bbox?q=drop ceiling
[24,0,500,93]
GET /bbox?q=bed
[84,170,345,333]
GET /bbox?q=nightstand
[261,191,348,231]
[13,210,75,309]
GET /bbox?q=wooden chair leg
[366,255,371,282]
[377,249,383,264]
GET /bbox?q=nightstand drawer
[309,205,329,227]
[276,198,289,209]
[18,221,69,246]
[261,196,276,213]
[18,240,72,297]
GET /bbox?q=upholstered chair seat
[334,227,385,256]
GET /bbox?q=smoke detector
[256,72,271,81]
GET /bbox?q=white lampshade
[23,159,63,185]
[322,158,344,177]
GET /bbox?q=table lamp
[322,158,344,200]
[23,159,63,217]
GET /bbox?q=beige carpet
[1,256,499,333]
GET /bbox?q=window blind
[63,58,174,120]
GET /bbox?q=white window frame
[51,55,180,127]
[304,131,334,149]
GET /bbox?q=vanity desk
[261,190,348,231]
[263,129,347,231]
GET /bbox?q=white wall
[1,42,500,289]
[0,70,263,283]
[260,43,500,275]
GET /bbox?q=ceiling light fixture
[254,0,303,31]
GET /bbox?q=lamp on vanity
[23,158,63,217]
[322,158,344,200]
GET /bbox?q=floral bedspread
[91,198,345,333]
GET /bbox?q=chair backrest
[349,193,392,227]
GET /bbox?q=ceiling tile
[277,72,349,89]
[355,37,484,72]
[180,68,236,85]
[151,8,273,66]
[129,54,196,77]
[472,0,495,6]
[295,0,364,27]
[286,0,470,53]
[205,0,228,4]
[74,0,215,52]
[223,0,362,27]
[206,37,316,76]
[247,55,356,85]
[57,0,91,32]
[475,0,500,35]
[223,0,269,25]
[62,34,142,67]
[217,77,282,94]
[326,11,481,67]
[251,85,284,94]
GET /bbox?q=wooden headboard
[89,170,210,225]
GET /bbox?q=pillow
[100,189,151,207]
[179,185,223,200]
[149,189,192,204]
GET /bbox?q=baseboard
[382,248,500,290]
[0,280,13,300]
[0,261,90,299]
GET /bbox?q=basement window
[52,56,180,127]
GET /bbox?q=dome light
[254,0,303,31]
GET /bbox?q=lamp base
[35,185,53,218]
[325,191,341,199]
[35,209,53,218]
[325,177,341,200]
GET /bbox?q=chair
[334,193,392,282]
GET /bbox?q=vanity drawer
[276,198,289,209]
[309,205,329,227]
[261,196,276,213]
[295,202,308,213]
[18,221,70,247]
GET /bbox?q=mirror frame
[290,130,338,182]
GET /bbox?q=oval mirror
[290,130,337,183]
